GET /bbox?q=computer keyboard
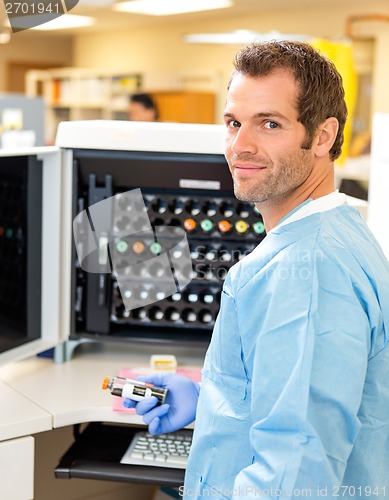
[120,429,193,469]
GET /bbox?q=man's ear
[314,117,339,158]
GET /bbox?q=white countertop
[0,380,52,441]
[0,341,206,435]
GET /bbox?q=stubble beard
[231,147,314,204]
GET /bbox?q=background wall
[71,0,389,122]
[0,33,73,91]
[1,0,388,130]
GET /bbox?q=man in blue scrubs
[125,41,389,499]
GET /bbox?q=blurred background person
[128,92,159,121]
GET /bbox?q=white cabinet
[0,378,52,500]
[0,436,35,500]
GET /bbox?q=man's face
[224,70,316,204]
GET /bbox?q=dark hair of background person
[230,41,348,161]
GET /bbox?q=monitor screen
[0,149,62,365]
[0,155,42,354]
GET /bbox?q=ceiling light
[33,14,95,30]
[113,0,233,16]
[6,14,95,31]
[183,30,313,45]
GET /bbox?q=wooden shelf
[26,68,219,144]
[152,91,215,124]
[26,68,142,144]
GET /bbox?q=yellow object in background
[310,39,358,165]
[150,354,177,372]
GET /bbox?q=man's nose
[231,126,257,155]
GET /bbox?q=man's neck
[256,168,335,232]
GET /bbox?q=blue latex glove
[123,373,200,435]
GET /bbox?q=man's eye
[227,120,240,129]
[264,121,279,129]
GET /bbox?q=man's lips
[233,164,266,172]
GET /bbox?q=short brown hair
[230,41,347,161]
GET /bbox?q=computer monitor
[0,147,62,365]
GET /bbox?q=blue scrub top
[184,203,389,499]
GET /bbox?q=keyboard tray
[54,422,188,487]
